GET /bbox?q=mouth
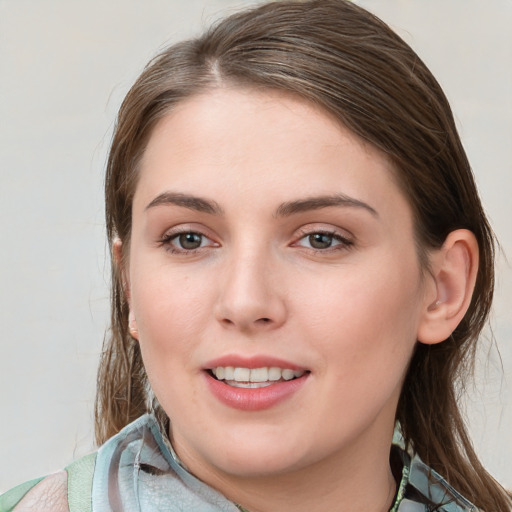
[208,366,308,389]
[203,356,310,410]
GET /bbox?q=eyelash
[159,228,217,254]
[293,229,354,253]
[159,227,354,255]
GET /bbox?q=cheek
[298,252,423,376]
[129,265,216,421]
[130,262,214,366]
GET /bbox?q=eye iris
[179,233,202,249]
[309,233,333,249]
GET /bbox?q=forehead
[134,87,410,220]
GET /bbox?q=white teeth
[212,366,306,384]
[250,367,268,382]
[281,369,295,381]
[233,367,250,381]
[268,367,282,381]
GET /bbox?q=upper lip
[204,354,306,371]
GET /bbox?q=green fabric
[0,477,44,512]
[65,453,96,512]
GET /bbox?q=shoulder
[392,427,480,512]
[0,453,97,512]
[0,415,157,512]
[396,449,480,511]
[1,471,68,512]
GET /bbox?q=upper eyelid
[160,224,214,239]
[293,224,354,239]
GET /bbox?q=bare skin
[120,87,478,512]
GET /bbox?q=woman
[1,0,510,511]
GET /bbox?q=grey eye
[308,233,335,249]
[177,232,204,250]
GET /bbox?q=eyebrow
[275,194,378,218]
[145,191,378,218]
[145,192,224,215]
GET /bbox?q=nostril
[258,318,271,323]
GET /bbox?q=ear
[114,238,130,300]
[417,229,479,345]
[113,239,139,340]
[128,309,139,340]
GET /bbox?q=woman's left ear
[113,238,139,340]
[417,229,479,345]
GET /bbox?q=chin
[199,429,314,478]
[214,451,305,478]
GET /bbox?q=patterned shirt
[0,414,479,511]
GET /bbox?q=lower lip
[204,372,309,411]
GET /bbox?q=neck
[174,419,398,512]
[225,444,396,512]
[228,458,396,512]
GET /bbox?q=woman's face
[126,88,431,479]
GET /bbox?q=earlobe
[113,238,123,266]
[114,238,138,340]
[417,229,479,345]
[128,309,139,340]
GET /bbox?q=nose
[214,249,287,333]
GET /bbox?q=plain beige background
[1,0,511,492]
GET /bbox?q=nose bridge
[215,238,286,331]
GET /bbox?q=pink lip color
[204,372,308,411]
[203,354,309,411]
[204,354,304,371]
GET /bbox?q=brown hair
[96,1,510,509]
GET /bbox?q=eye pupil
[179,233,202,249]
[309,233,333,249]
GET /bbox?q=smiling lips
[204,359,309,410]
